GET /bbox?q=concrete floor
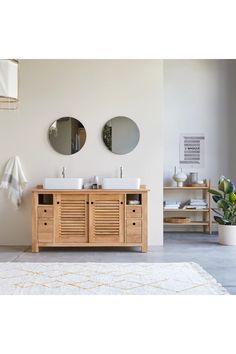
[0,232,236,294]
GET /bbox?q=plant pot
[218,224,236,245]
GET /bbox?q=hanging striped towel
[0,156,27,207]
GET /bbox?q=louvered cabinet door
[55,194,88,243]
[89,194,125,243]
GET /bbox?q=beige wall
[0,60,163,246]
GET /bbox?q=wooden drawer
[38,206,54,218]
[126,219,142,243]
[38,218,53,243]
[126,206,142,218]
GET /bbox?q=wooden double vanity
[32,186,149,253]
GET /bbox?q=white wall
[163,60,236,232]
[0,60,163,246]
[164,60,232,186]
[226,61,236,182]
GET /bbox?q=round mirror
[102,116,140,155]
[48,117,86,155]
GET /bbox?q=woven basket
[164,217,191,224]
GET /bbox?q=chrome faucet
[62,166,66,178]
[120,166,123,178]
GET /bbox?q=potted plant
[209,176,236,245]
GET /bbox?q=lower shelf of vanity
[38,242,143,247]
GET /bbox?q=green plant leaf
[218,176,226,192]
[229,192,236,203]
[212,176,236,223]
[212,208,224,217]
[208,189,222,197]
[217,199,230,210]
[224,211,231,220]
[218,176,234,194]
[212,195,222,203]
[228,181,235,193]
[214,216,231,225]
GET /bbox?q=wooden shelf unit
[164,208,210,212]
[163,181,212,234]
[164,186,209,190]
[164,221,209,226]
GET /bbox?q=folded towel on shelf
[164,201,181,209]
[190,199,207,204]
[0,156,27,207]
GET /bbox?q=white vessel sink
[102,178,141,189]
[43,178,83,190]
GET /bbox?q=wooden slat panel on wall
[90,194,124,243]
[56,194,88,243]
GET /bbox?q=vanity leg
[32,192,39,253]
[141,192,148,253]
[141,244,147,253]
[32,242,39,253]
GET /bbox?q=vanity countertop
[32,185,150,193]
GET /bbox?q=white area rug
[0,262,228,295]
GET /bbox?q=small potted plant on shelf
[209,176,236,245]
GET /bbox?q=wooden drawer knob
[44,222,47,226]
[57,201,60,204]
[133,209,136,212]
[44,209,47,213]
[133,222,136,225]
[121,202,123,204]
[91,202,94,204]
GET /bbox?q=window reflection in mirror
[103,116,140,155]
[49,117,86,155]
